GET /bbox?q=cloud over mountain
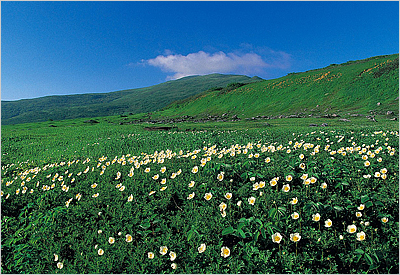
[145,50,289,79]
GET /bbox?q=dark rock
[309,124,318,127]
[390,117,397,121]
[339,119,351,122]
[49,125,57,127]
[386,111,394,115]
[84,120,99,124]
[321,123,329,127]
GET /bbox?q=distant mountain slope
[157,54,399,118]
[1,74,263,125]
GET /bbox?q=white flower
[290,197,298,205]
[282,184,290,192]
[198,243,206,253]
[225,192,232,200]
[148,252,155,259]
[187,192,195,200]
[272,232,283,244]
[160,246,168,255]
[356,212,362,218]
[220,246,230,258]
[125,234,133,243]
[98,248,104,256]
[169,251,177,261]
[248,196,256,205]
[219,202,227,211]
[324,219,333,228]
[128,194,133,202]
[54,254,58,261]
[291,212,300,220]
[57,262,63,269]
[237,200,242,207]
[204,192,213,201]
[347,224,357,234]
[356,231,366,241]
[171,263,177,269]
[108,237,115,244]
[312,213,321,222]
[252,182,260,190]
[290,233,301,242]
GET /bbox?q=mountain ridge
[1,74,262,125]
[155,53,399,119]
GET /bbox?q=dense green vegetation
[1,74,263,125]
[157,54,399,119]
[1,118,399,274]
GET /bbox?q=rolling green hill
[156,54,399,119]
[1,74,263,125]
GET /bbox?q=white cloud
[145,50,288,79]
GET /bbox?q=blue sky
[2,1,399,101]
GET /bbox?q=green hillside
[1,74,263,125]
[157,54,399,119]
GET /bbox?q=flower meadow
[1,127,399,273]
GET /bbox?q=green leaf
[365,201,373,208]
[369,262,380,270]
[268,208,277,219]
[354,248,364,255]
[333,206,344,211]
[361,195,370,203]
[253,231,260,243]
[221,226,234,236]
[140,221,150,229]
[364,253,374,265]
[187,230,194,241]
[237,228,246,239]
[237,222,246,230]
[277,206,286,215]
[260,227,266,239]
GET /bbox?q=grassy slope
[1,74,262,125]
[156,54,399,118]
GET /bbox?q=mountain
[1,74,263,125]
[156,54,399,119]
